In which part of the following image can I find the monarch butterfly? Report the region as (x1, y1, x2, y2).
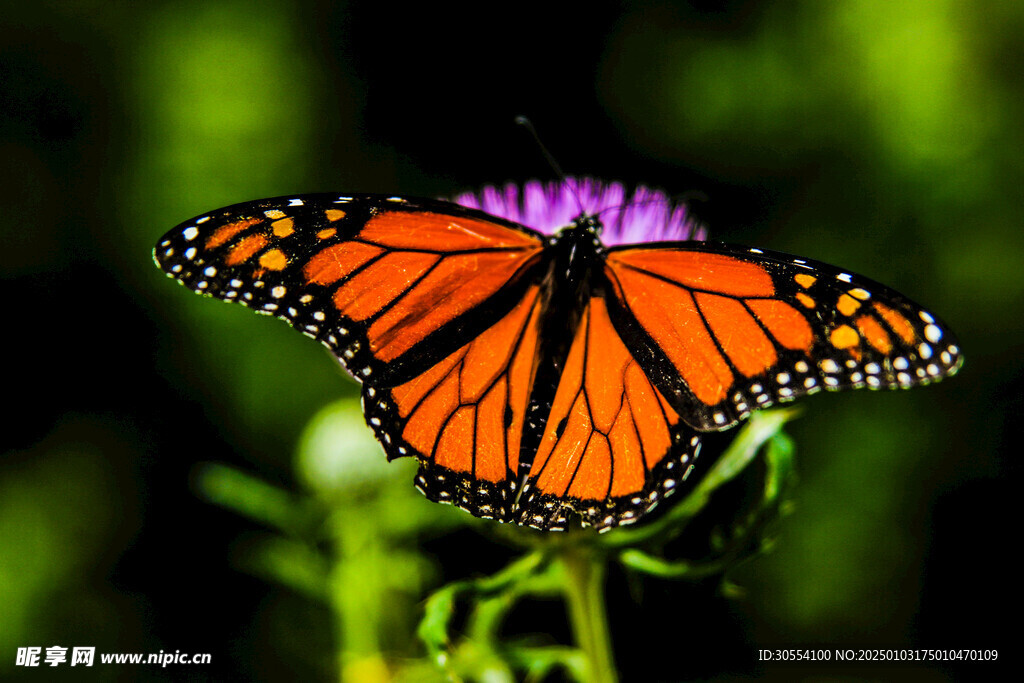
(154, 179, 962, 532)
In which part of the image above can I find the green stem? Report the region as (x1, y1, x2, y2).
(559, 543, 618, 683)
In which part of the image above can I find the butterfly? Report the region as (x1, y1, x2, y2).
(154, 180, 962, 532)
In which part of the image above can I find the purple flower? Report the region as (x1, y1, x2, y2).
(451, 178, 707, 246)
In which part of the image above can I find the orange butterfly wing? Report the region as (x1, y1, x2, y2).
(516, 296, 701, 530)
(603, 243, 963, 431)
(363, 285, 545, 520)
(155, 194, 545, 385)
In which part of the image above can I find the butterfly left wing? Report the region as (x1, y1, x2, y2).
(361, 284, 545, 522)
(154, 194, 545, 385)
(603, 241, 964, 431)
(155, 193, 555, 524)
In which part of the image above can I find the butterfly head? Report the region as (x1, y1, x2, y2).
(542, 213, 607, 287)
(551, 212, 603, 244)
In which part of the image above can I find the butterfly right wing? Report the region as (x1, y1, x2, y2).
(516, 295, 702, 531)
(602, 242, 963, 431)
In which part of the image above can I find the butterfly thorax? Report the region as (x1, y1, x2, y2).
(540, 213, 608, 320)
(545, 214, 605, 286)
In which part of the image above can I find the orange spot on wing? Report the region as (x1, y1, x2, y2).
(272, 217, 295, 238)
(325, 209, 345, 222)
(837, 293, 861, 316)
(829, 324, 860, 349)
(303, 242, 383, 285)
(796, 292, 815, 309)
(695, 292, 777, 378)
(874, 302, 916, 344)
(206, 217, 262, 249)
(258, 248, 288, 271)
(224, 233, 269, 266)
(856, 315, 893, 354)
(316, 227, 337, 240)
(747, 299, 813, 352)
(607, 250, 775, 297)
(361, 211, 542, 250)
(795, 273, 816, 288)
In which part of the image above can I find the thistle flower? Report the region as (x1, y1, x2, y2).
(451, 177, 707, 244)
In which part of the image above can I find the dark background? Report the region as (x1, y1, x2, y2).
(3, 0, 1020, 680)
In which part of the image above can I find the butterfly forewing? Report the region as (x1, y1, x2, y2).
(154, 194, 546, 385)
(604, 242, 963, 431)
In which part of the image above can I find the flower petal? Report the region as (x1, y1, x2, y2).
(451, 178, 706, 246)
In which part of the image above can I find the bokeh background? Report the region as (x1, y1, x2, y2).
(3, 0, 1020, 680)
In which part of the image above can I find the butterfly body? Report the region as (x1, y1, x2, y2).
(155, 187, 961, 532)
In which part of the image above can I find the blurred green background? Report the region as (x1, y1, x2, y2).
(2, 0, 1018, 680)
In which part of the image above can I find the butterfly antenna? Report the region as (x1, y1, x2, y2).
(515, 116, 586, 216)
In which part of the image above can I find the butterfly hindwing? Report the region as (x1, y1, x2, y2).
(604, 241, 963, 431)
(516, 296, 702, 531)
(361, 285, 545, 522)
